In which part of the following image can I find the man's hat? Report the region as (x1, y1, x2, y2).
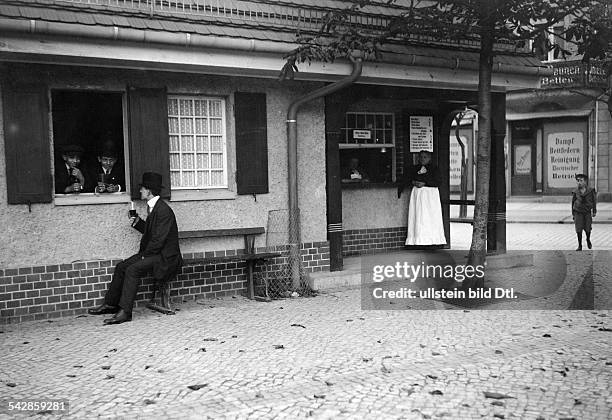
(575, 173, 588, 180)
(139, 172, 164, 191)
(61, 144, 84, 156)
(98, 142, 119, 158)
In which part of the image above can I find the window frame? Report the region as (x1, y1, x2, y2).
(167, 94, 229, 192)
(531, 21, 578, 63)
(50, 87, 132, 206)
(339, 111, 397, 183)
(340, 111, 396, 148)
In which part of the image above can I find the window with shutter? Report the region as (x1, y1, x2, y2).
(3, 83, 52, 204)
(234, 92, 269, 195)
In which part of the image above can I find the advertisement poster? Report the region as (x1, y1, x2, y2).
(514, 145, 532, 175)
(409, 116, 433, 152)
(547, 132, 583, 188)
(449, 134, 472, 191)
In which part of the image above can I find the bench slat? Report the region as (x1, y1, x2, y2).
(242, 252, 282, 260)
(183, 255, 243, 265)
(179, 227, 265, 239)
(183, 252, 281, 266)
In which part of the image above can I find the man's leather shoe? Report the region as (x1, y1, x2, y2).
(103, 309, 132, 325)
(88, 304, 119, 315)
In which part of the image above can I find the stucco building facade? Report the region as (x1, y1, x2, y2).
(0, 0, 545, 323)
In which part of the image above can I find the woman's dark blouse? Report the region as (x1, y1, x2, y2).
(407, 164, 441, 187)
(397, 163, 441, 197)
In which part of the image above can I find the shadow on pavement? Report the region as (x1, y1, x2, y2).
(359, 250, 605, 310)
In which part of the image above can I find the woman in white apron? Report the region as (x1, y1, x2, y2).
(399, 150, 447, 246)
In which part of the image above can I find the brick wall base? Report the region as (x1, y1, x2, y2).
(0, 242, 329, 324)
(342, 227, 406, 256)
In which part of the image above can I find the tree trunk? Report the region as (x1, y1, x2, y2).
(466, 8, 495, 287)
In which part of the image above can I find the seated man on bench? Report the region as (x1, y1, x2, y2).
(88, 172, 183, 324)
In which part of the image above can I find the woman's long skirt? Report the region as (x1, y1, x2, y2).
(405, 186, 447, 245)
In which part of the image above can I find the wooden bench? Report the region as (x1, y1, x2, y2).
(147, 227, 281, 314)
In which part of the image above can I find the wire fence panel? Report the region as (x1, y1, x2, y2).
(252, 208, 310, 300)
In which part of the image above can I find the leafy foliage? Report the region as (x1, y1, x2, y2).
(572, 1, 612, 61)
(280, 0, 611, 80)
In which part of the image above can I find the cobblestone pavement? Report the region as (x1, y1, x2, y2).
(450, 202, 612, 224)
(1, 223, 611, 419)
(1, 288, 612, 419)
(451, 223, 612, 310)
(451, 222, 612, 250)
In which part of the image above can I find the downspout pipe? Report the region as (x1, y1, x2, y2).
(594, 97, 599, 189)
(286, 51, 363, 288)
(594, 91, 607, 192)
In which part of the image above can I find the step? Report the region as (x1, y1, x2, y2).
(308, 251, 533, 291)
(307, 269, 362, 291)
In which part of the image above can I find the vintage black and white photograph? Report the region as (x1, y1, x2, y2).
(1, 0, 612, 418)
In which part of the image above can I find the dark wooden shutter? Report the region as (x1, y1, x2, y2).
(128, 87, 170, 200)
(235, 92, 269, 195)
(3, 83, 52, 204)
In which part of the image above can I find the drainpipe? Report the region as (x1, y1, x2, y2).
(594, 91, 608, 192)
(595, 97, 599, 189)
(286, 51, 363, 288)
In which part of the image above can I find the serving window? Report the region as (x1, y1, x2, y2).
(51, 90, 127, 200)
(340, 112, 396, 183)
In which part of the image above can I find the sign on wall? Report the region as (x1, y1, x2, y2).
(449, 127, 474, 193)
(409, 116, 433, 152)
(540, 60, 608, 89)
(353, 129, 372, 140)
(547, 132, 583, 188)
(449, 136, 468, 186)
(514, 145, 532, 175)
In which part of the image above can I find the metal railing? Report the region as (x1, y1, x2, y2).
(56, 0, 336, 31)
